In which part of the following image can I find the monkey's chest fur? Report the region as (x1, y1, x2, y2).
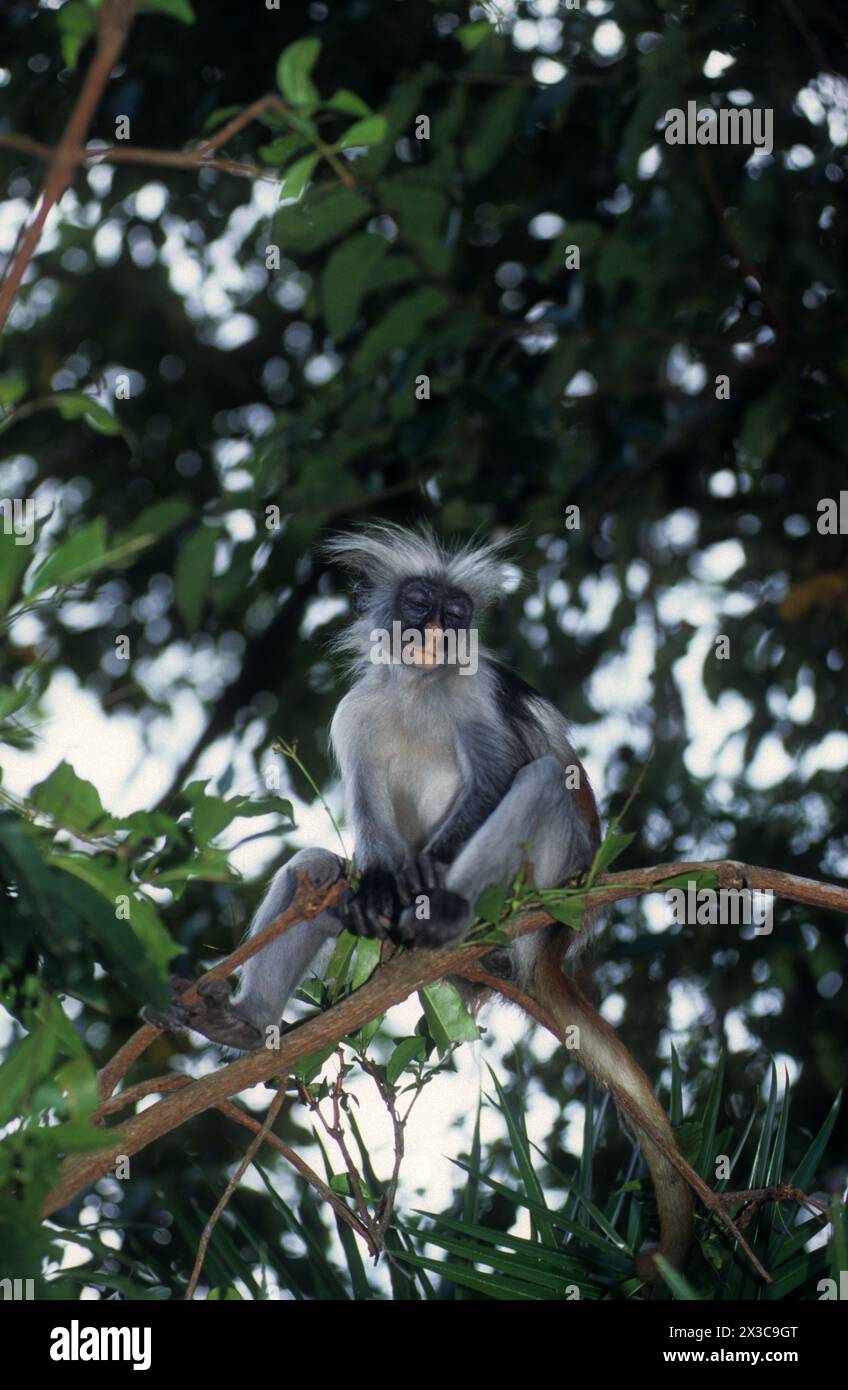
(368, 682, 464, 849)
(386, 724, 462, 848)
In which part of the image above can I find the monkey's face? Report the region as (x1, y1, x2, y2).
(395, 577, 473, 667)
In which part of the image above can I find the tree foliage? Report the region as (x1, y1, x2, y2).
(0, 0, 845, 1300)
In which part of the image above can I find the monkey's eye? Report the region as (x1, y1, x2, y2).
(401, 585, 431, 618)
(445, 603, 471, 626)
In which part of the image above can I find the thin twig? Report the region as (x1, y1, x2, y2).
(718, 1183, 831, 1230)
(185, 1078, 287, 1299)
(97, 1071, 376, 1250)
(0, 0, 139, 333)
(302, 1052, 374, 1231)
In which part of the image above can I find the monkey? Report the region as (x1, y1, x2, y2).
(149, 522, 694, 1279)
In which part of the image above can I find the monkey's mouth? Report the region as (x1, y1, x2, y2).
(408, 626, 446, 666)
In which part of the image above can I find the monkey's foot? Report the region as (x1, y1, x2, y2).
(143, 977, 263, 1050)
(396, 887, 471, 947)
(396, 851, 446, 905)
(340, 867, 399, 939)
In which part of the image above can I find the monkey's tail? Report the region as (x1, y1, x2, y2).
(528, 929, 694, 1281)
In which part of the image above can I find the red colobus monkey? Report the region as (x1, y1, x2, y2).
(153, 523, 694, 1277)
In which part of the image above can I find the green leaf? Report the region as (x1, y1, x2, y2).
(28, 519, 107, 596)
(55, 392, 120, 435)
(27, 504, 189, 598)
(55, 1057, 99, 1121)
(280, 152, 320, 203)
(474, 885, 507, 922)
(653, 1255, 699, 1299)
(326, 89, 370, 117)
(56, 1, 96, 71)
(325, 930, 357, 990)
(260, 133, 312, 167)
(38, 995, 87, 1061)
(387, 1036, 428, 1086)
(456, 21, 492, 51)
(293, 1042, 337, 1083)
(589, 830, 635, 878)
(354, 286, 450, 370)
(274, 184, 368, 250)
(276, 37, 321, 107)
(544, 895, 586, 929)
(174, 525, 217, 630)
(390, 1248, 540, 1301)
(113, 499, 193, 549)
(182, 781, 293, 848)
(48, 854, 179, 976)
(654, 870, 719, 893)
(30, 761, 108, 833)
(321, 231, 389, 338)
(0, 529, 33, 618)
(377, 179, 448, 267)
(463, 87, 524, 182)
(0, 1029, 59, 1127)
(350, 937, 382, 990)
(369, 254, 419, 292)
(0, 682, 33, 723)
(202, 104, 243, 134)
(0, 373, 26, 405)
(113, 809, 183, 847)
(791, 1092, 841, 1192)
(350, 67, 436, 178)
(348, 1016, 381, 1052)
(43, 1121, 121, 1154)
(419, 981, 479, 1049)
(487, 1066, 556, 1247)
(337, 115, 388, 150)
(736, 383, 796, 465)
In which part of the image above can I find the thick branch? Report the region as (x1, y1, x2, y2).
(48, 857, 847, 1218)
(47, 934, 493, 1216)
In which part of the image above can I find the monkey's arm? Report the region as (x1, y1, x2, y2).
(332, 691, 409, 935)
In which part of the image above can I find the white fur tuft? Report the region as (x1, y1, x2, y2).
(323, 521, 515, 610)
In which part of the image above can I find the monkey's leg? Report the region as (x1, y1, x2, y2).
(230, 847, 347, 1038)
(146, 848, 346, 1049)
(400, 756, 593, 946)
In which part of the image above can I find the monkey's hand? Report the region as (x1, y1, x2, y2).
(142, 977, 263, 1051)
(396, 853, 471, 947)
(341, 866, 399, 939)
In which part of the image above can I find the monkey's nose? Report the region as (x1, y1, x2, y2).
(421, 623, 444, 664)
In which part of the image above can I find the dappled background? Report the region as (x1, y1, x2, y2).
(0, 0, 846, 1297)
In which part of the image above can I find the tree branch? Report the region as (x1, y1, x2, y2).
(48, 857, 847, 1223)
(185, 1079, 288, 1299)
(0, 0, 139, 333)
(97, 1071, 378, 1253)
